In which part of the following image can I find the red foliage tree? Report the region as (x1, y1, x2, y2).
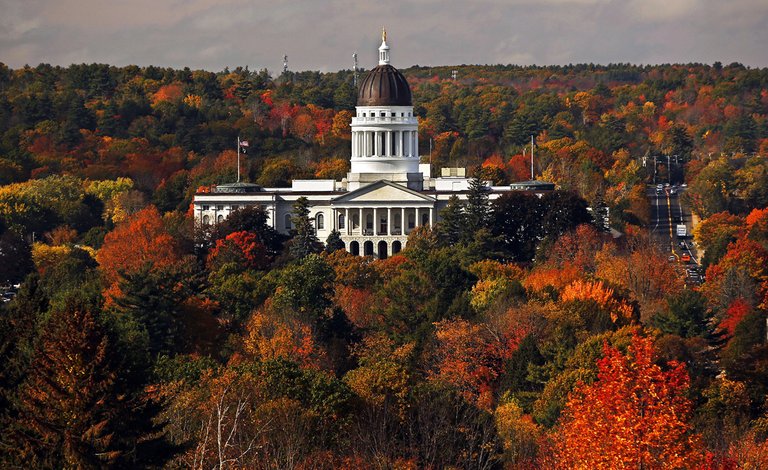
(552, 332, 705, 469)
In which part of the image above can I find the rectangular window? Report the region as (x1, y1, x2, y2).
(216, 205, 224, 211)
(202, 205, 209, 211)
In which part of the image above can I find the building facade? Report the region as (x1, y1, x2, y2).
(193, 32, 546, 258)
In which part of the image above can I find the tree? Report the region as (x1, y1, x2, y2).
(12, 304, 128, 468)
(466, 176, 491, 230)
(325, 229, 344, 253)
(552, 332, 705, 469)
(288, 196, 322, 260)
(0, 229, 33, 284)
(436, 195, 466, 246)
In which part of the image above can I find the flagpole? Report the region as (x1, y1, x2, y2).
(237, 136, 241, 183)
(530, 134, 534, 180)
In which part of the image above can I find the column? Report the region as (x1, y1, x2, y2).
(345, 208, 350, 235)
(385, 131, 391, 156)
(358, 207, 362, 235)
(375, 131, 381, 156)
(387, 208, 392, 235)
(401, 207, 405, 235)
(415, 208, 420, 227)
(429, 207, 434, 226)
(373, 208, 378, 235)
(398, 131, 403, 157)
(412, 132, 418, 158)
(404, 131, 410, 157)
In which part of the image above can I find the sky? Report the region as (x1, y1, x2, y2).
(1, 0, 767, 74)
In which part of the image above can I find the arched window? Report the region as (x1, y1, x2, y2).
(217, 214, 224, 223)
(352, 213, 359, 229)
(408, 212, 415, 229)
(285, 214, 292, 230)
(316, 213, 325, 230)
(338, 214, 345, 229)
(202, 215, 210, 225)
(421, 213, 429, 226)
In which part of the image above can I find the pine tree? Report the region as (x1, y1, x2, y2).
(325, 229, 345, 253)
(437, 195, 466, 246)
(13, 304, 125, 468)
(465, 176, 491, 231)
(289, 196, 322, 260)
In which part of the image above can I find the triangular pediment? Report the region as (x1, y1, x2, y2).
(333, 180, 434, 204)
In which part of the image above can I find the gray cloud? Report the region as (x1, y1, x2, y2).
(0, 0, 766, 73)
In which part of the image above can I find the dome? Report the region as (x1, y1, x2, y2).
(357, 64, 412, 107)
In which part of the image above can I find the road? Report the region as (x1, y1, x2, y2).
(648, 185, 704, 284)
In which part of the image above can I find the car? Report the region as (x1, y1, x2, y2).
(670, 188, 677, 195)
(681, 253, 691, 262)
(656, 184, 663, 190)
(664, 183, 670, 187)
(668, 255, 676, 262)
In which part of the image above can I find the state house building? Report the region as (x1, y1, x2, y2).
(193, 31, 552, 258)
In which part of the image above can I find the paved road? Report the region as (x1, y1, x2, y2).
(648, 185, 704, 284)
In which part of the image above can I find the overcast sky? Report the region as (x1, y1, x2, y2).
(1, 0, 767, 74)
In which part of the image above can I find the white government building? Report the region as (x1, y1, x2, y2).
(193, 31, 551, 258)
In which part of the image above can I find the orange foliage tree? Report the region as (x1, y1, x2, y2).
(96, 205, 184, 302)
(552, 332, 705, 469)
(431, 318, 525, 409)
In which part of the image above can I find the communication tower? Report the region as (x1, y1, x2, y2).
(353, 52, 359, 86)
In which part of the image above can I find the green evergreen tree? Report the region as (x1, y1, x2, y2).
(289, 196, 322, 260)
(465, 176, 491, 230)
(325, 229, 345, 253)
(437, 195, 466, 246)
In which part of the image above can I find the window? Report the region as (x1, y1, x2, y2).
(362, 112, 366, 117)
(391, 112, 395, 117)
(422, 213, 429, 226)
(366, 214, 373, 230)
(338, 214, 345, 229)
(352, 213, 359, 229)
(216, 205, 223, 211)
(316, 213, 325, 230)
(285, 214, 292, 230)
(202, 215, 210, 225)
(408, 213, 415, 229)
(202, 205, 210, 211)
(231, 205, 239, 210)
(401, 112, 404, 117)
(217, 214, 224, 223)
(380, 112, 385, 117)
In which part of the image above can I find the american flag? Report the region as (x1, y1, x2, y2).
(239, 140, 249, 147)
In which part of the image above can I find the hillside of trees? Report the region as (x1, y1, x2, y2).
(1, 60, 768, 468)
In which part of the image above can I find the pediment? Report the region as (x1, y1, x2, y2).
(333, 180, 434, 204)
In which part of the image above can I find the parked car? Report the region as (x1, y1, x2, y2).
(681, 253, 691, 262)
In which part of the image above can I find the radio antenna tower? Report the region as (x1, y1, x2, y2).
(283, 54, 288, 74)
(353, 52, 359, 86)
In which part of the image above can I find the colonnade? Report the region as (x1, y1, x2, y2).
(352, 130, 418, 158)
(332, 206, 433, 236)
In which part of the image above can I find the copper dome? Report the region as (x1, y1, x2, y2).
(357, 64, 412, 107)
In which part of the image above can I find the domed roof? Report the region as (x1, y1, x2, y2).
(357, 64, 412, 107)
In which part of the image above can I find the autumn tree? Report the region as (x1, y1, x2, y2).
(11, 303, 155, 468)
(552, 332, 705, 469)
(96, 205, 186, 302)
